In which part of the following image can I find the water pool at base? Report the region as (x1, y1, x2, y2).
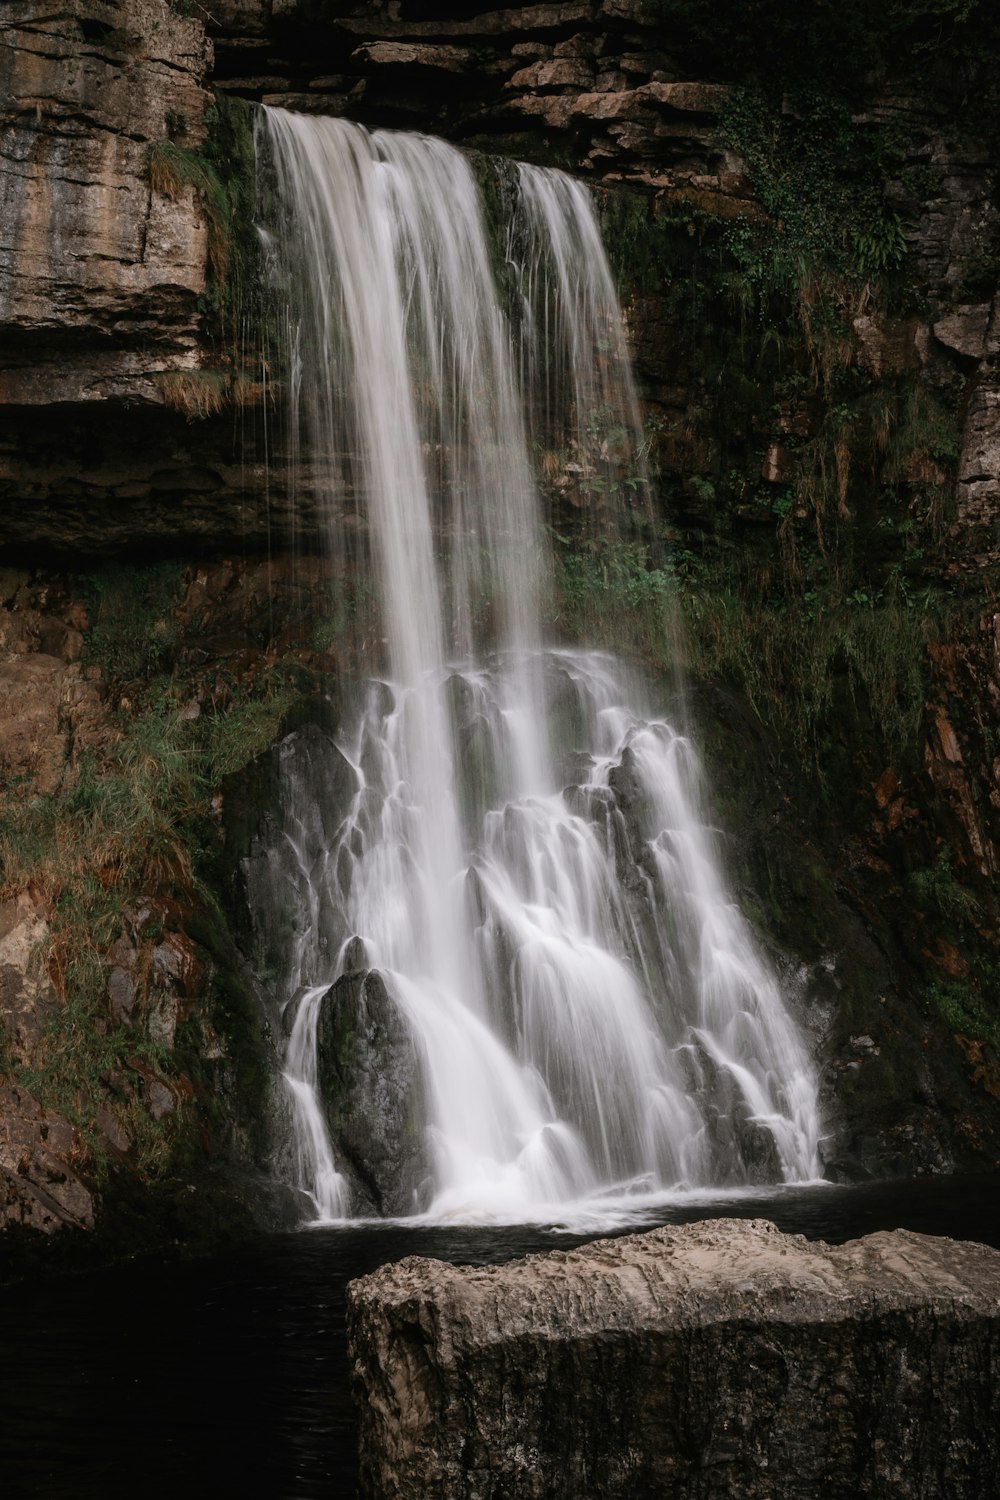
(2, 1174, 998, 1500)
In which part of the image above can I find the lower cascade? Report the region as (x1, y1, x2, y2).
(253, 107, 822, 1222)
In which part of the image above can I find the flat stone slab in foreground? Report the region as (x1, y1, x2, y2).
(347, 1217, 1000, 1499)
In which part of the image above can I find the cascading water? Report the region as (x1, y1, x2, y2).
(254, 108, 822, 1223)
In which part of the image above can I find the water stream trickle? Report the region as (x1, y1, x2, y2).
(255, 109, 822, 1222)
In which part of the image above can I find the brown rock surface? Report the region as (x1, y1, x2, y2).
(957, 383, 1000, 530)
(349, 1218, 1000, 1500)
(0, 650, 104, 793)
(0, 894, 56, 1064)
(0, 0, 212, 406)
(0, 1084, 94, 1232)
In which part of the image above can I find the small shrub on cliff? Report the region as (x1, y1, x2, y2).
(926, 978, 1000, 1051)
(719, 87, 906, 297)
(549, 538, 681, 664)
(150, 141, 233, 278)
(908, 855, 984, 928)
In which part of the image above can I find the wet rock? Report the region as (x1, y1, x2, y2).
(0, 652, 104, 793)
(506, 58, 594, 90)
(0, 893, 56, 1063)
(223, 722, 360, 994)
(147, 990, 179, 1049)
(152, 932, 199, 992)
(316, 969, 426, 1217)
(341, 935, 369, 974)
(352, 43, 474, 75)
(349, 1218, 1000, 1500)
(760, 441, 794, 484)
(607, 744, 655, 851)
(933, 301, 997, 359)
(95, 1104, 132, 1155)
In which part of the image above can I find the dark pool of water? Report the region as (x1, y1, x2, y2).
(2, 1174, 999, 1500)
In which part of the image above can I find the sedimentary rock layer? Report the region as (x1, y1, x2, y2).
(348, 1217, 1000, 1500)
(0, 0, 210, 404)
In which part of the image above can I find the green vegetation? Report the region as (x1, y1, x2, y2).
(908, 854, 985, 929)
(585, 61, 976, 785)
(548, 537, 680, 665)
(718, 87, 907, 293)
(149, 94, 260, 357)
(926, 978, 1000, 1051)
(81, 563, 183, 682)
(0, 570, 301, 1182)
(680, 588, 931, 767)
(548, 536, 937, 772)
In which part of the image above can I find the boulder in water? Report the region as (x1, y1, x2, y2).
(316, 970, 426, 1216)
(348, 1217, 1000, 1499)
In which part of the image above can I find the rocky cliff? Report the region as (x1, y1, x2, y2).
(0, 0, 210, 405)
(348, 1216, 1000, 1500)
(1, 1, 999, 1253)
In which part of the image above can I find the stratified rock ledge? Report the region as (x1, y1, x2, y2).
(347, 1217, 1000, 1500)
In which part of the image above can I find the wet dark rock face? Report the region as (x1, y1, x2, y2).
(224, 721, 359, 990)
(316, 969, 427, 1217)
(348, 1217, 1000, 1500)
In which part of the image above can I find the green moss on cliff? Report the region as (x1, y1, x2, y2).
(149, 94, 261, 365)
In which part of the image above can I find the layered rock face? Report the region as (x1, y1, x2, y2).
(213, 0, 736, 193)
(348, 1217, 1000, 1500)
(0, 0, 211, 405)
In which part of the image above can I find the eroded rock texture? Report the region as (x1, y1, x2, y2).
(348, 1218, 1000, 1500)
(0, 0, 211, 405)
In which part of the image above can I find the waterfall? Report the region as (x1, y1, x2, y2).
(254, 108, 822, 1222)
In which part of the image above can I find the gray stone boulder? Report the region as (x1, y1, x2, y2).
(317, 968, 427, 1217)
(348, 1217, 1000, 1499)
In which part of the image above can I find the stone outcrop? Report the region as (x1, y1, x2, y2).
(0, 0, 211, 406)
(0, 893, 98, 1232)
(348, 1217, 1000, 1500)
(0, 892, 57, 1067)
(227, 720, 360, 986)
(316, 968, 427, 1217)
(216, 1, 740, 193)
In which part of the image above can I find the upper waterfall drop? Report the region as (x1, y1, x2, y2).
(254, 107, 822, 1222)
